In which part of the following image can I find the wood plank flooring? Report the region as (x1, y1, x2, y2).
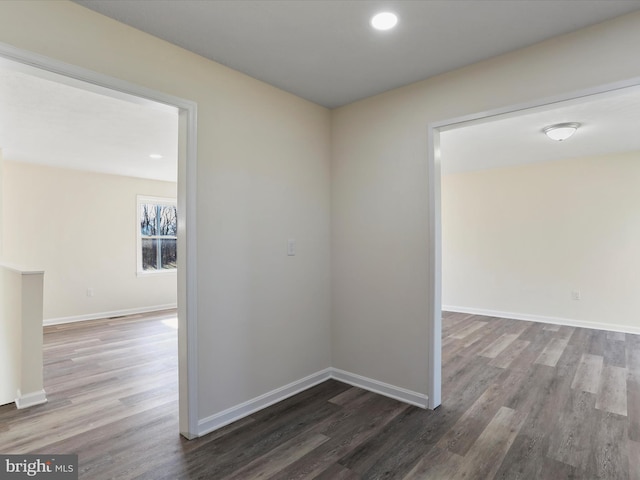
(1, 310, 639, 479)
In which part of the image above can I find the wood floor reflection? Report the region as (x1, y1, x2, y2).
(0, 310, 638, 479)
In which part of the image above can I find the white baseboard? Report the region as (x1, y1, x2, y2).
(197, 367, 429, 437)
(443, 305, 640, 336)
(43, 304, 177, 326)
(15, 389, 47, 409)
(331, 368, 429, 409)
(197, 368, 332, 437)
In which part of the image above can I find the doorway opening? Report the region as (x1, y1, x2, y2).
(427, 75, 640, 409)
(0, 43, 198, 438)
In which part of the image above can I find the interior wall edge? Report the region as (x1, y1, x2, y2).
(443, 305, 640, 336)
(14, 388, 47, 409)
(197, 368, 333, 437)
(43, 304, 177, 326)
(331, 368, 429, 409)
(197, 366, 429, 437)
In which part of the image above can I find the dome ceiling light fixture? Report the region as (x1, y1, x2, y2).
(543, 122, 581, 141)
(370, 12, 398, 31)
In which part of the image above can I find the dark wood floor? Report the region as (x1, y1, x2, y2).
(1, 311, 639, 479)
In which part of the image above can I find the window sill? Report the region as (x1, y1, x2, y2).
(137, 269, 177, 277)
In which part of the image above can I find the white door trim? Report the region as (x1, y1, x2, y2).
(0, 42, 199, 438)
(426, 75, 640, 410)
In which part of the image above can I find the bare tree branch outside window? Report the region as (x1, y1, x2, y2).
(140, 202, 177, 271)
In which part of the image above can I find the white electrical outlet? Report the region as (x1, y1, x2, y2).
(87, 288, 95, 297)
(571, 290, 581, 301)
(287, 238, 296, 256)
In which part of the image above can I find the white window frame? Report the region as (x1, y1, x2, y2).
(137, 195, 177, 276)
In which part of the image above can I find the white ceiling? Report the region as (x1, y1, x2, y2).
(74, 0, 640, 108)
(2, 1, 640, 179)
(0, 62, 178, 182)
(441, 85, 640, 174)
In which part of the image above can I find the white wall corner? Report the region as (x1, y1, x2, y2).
(330, 368, 429, 409)
(15, 389, 47, 409)
(196, 367, 429, 438)
(197, 369, 332, 437)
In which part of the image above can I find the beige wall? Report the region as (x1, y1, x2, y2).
(0, 266, 21, 405)
(442, 152, 640, 332)
(2, 0, 640, 422)
(2, 160, 177, 322)
(0, 148, 3, 256)
(331, 12, 640, 395)
(0, 153, 17, 406)
(0, 265, 45, 408)
(0, 1, 331, 420)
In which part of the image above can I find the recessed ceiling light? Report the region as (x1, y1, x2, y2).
(371, 12, 398, 31)
(149, 154, 163, 159)
(543, 122, 581, 141)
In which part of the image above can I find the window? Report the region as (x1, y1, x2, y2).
(137, 196, 177, 274)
